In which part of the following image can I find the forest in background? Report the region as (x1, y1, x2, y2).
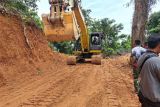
(0, 0, 160, 56)
(52, 9, 131, 56)
(0, 0, 43, 29)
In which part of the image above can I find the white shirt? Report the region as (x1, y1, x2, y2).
(132, 46, 146, 59)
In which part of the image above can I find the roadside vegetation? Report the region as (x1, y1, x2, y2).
(82, 9, 131, 56)
(131, 0, 159, 47)
(50, 9, 131, 56)
(0, 0, 43, 29)
(148, 11, 160, 33)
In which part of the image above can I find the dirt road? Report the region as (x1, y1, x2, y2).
(0, 56, 140, 107)
(0, 14, 140, 107)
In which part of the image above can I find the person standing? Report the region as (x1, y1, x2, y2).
(132, 40, 146, 60)
(138, 34, 160, 107)
(130, 40, 146, 92)
(143, 42, 148, 49)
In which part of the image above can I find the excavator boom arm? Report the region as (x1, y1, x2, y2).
(73, 0, 89, 52)
(42, 0, 90, 52)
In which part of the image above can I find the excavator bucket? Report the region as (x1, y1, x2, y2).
(42, 12, 80, 42)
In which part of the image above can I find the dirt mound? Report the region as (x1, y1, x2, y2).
(0, 13, 66, 87)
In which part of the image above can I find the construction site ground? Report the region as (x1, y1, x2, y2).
(0, 13, 140, 107)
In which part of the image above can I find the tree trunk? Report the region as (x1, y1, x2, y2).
(131, 0, 149, 47)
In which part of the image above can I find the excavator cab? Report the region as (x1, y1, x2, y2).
(90, 32, 103, 51)
(74, 32, 104, 54)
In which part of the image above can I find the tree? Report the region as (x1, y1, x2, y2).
(0, 0, 42, 29)
(121, 35, 131, 51)
(49, 41, 75, 54)
(90, 18, 124, 54)
(82, 9, 130, 55)
(131, 0, 159, 47)
(0, 0, 39, 11)
(148, 11, 160, 33)
(82, 9, 93, 27)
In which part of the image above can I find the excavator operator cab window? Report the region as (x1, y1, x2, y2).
(90, 33, 103, 50)
(91, 34, 101, 46)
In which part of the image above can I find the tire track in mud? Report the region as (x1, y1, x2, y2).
(19, 65, 93, 107)
(103, 58, 140, 107)
(78, 58, 140, 107)
(56, 65, 105, 107)
(0, 57, 140, 107)
(85, 62, 122, 107)
(0, 66, 79, 107)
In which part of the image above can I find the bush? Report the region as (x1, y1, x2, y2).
(0, 0, 43, 29)
(49, 41, 75, 55)
(103, 47, 115, 56)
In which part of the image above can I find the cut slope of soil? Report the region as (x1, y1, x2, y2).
(0, 13, 66, 87)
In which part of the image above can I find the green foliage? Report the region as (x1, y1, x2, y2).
(0, 0, 38, 10)
(90, 18, 124, 49)
(148, 11, 160, 33)
(82, 9, 131, 56)
(120, 35, 131, 50)
(50, 41, 75, 55)
(82, 9, 93, 27)
(102, 47, 115, 56)
(23, 10, 43, 29)
(0, 0, 43, 29)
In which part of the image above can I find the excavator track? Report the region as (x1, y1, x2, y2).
(91, 55, 102, 65)
(67, 56, 77, 65)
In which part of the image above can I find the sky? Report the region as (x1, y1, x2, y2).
(37, 0, 160, 34)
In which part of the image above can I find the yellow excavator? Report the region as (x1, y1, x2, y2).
(42, 0, 104, 65)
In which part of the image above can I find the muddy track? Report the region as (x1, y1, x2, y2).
(0, 57, 140, 107)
